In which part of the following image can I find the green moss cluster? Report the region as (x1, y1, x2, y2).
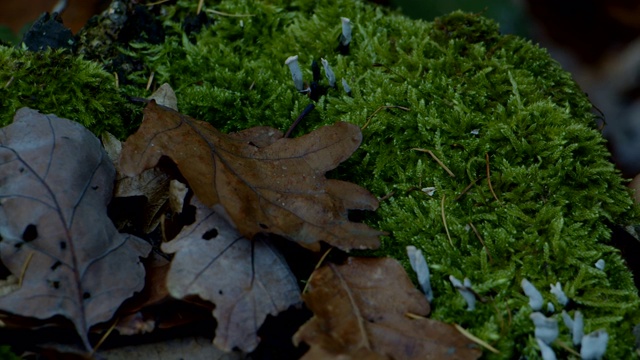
(1, 0, 639, 357)
(0, 46, 135, 137)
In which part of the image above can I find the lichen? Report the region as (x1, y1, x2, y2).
(1, 0, 639, 357)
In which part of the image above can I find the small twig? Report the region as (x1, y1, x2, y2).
(284, 103, 315, 138)
(361, 105, 410, 130)
(113, 72, 119, 89)
(145, 0, 171, 6)
(4, 76, 14, 89)
(555, 339, 581, 357)
(372, 63, 409, 83)
(485, 153, 499, 202)
(404, 312, 426, 320)
(205, 9, 255, 17)
(441, 194, 453, 247)
(18, 252, 34, 287)
(412, 148, 455, 177)
(145, 71, 155, 91)
(455, 177, 480, 201)
(378, 190, 395, 202)
(505, 300, 512, 327)
(453, 324, 500, 354)
(302, 248, 332, 294)
(91, 317, 119, 356)
(468, 222, 493, 263)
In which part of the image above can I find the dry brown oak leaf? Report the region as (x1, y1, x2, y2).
(293, 257, 482, 360)
(161, 195, 301, 352)
(119, 101, 384, 251)
(0, 108, 152, 351)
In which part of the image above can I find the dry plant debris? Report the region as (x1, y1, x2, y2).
(293, 257, 482, 359)
(0, 108, 151, 351)
(119, 101, 384, 251)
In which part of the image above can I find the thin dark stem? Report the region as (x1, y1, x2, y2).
(284, 104, 315, 138)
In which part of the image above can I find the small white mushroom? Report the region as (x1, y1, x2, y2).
(421, 187, 436, 196)
(530, 312, 558, 344)
(547, 302, 555, 313)
(449, 275, 475, 311)
(320, 58, 336, 87)
(581, 329, 608, 360)
(573, 311, 584, 346)
(521, 278, 544, 311)
(406, 246, 433, 302)
(550, 282, 568, 306)
(284, 55, 304, 91)
(341, 78, 351, 94)
(340, 17, 352, 46)
(536, 338, 557, 360)
(561, 310, 573, 330)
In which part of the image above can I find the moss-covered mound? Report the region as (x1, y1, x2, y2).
(0, 47, 135, 137)
(1, 0, 639, 358)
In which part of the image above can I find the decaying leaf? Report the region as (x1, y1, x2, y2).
(113, 166, 172, 233)
(148, 82, 178, 111)
(169, 179, 188, 213)
(0, 108, 152, 351)
(119, 101, 383, 251)
(161, 196, 301, 352)
(293, 257, 482, 360)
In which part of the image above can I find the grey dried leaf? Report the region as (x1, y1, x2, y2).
(161, 197, 301, 352)
(0, 108, 151, 351)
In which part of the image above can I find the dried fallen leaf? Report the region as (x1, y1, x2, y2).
(293, 257, 482, 360)
(161, 196, 301, 352)
(0, 108, 152, 351)
(113, 166, 172, 233)
(148, 82, 178, 111)
(119, 101, 383, 251)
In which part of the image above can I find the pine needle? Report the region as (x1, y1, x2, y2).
(18, 252, 34, 288)
(91, 318, 119, 356)
(412, 148, 455, 177)
(468, 222, 493, 262)
(441, 194, 453, 247)
(361, 105, 410, 130)
(454, 323, 500, 354)
(302, 248, 332, 294)
(485, 152, 500, 202)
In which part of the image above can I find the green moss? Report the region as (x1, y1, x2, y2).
(0, 46, 136, 137)
(1, 0, 639, 358)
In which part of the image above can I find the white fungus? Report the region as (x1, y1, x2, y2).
(340, 17, 352, 46)
(320, 58, 336, 87)
(449, 275, 476, 311)
(521, 278, 544, 311)
(530, 312, 559, 344)
(547, 302, 555, 314)
(284, 55, 304, 91)
(573, 311, 584, 347)
(341, 78, 351, 94)
(406, 246, 433, 302)
(421, 187, 436, 196)
(536, 338, 557, 360)
(581, 329, 608, 360)
(595, 259, 605, 271)
(550, 282, 569, 306)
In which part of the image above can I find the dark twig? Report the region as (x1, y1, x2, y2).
(485, 153, 500, 202)
(284, 103, 315, 138)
